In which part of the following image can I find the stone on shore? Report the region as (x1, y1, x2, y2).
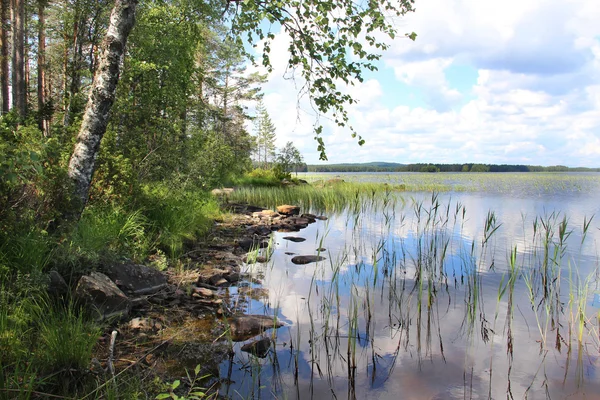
(276, 205, 300, 216)
(75, 272, 131, 320)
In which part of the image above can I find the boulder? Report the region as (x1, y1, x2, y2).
(282, 236, 306, 242)
(47, 270, 69, 297)
(228, 315, 283, 341)
(241, 337, 272, 358)
(291, 255, 326, 265)
(75, 272, 131, 320)
(102, 263, 167, 296)
(276, 205, 300, 216)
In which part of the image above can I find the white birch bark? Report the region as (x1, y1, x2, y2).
(67, 0, 137, 213)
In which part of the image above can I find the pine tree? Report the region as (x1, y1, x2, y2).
(254, 99, 276, 169)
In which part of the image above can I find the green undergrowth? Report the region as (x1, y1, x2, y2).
(229, 168, 305, 187)
(0, 182, 221, 398)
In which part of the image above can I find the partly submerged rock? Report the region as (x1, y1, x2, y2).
(276, 205, 300, 216)
(291, 255, 326, 265)
(75, 272, 131, 320)
(282, 236, 306, 242)
(228, 315, 283, 341)
(237, 237, 270, 252)
(102, 263, 167, 296)
(241, 337, 272, 358)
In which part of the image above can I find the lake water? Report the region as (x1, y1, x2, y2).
(219, 173, 600, 399)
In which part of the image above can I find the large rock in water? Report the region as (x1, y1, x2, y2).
(276, 205, 300, 216)
(291, 255, 326, 265)
(75, 272, 130, 320)
(102, 263, 167, 296)
(228, 315, 284, 341)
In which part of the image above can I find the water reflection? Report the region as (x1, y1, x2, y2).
(219, 190, 600, 399)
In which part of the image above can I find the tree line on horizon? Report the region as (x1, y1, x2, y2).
(307, 163, 600, 173)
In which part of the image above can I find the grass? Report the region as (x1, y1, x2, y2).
(228, 181, 404, 214)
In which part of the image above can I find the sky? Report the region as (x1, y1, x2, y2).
(246, 0, 600, 167)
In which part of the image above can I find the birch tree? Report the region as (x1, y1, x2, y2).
(67, 0, 137, 214)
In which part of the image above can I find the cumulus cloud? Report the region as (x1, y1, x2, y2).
(245, 0, 600, 166)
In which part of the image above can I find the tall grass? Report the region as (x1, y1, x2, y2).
(228, 182, 404, 214)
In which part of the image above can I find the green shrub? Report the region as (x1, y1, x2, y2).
(141, 184, 219, 258)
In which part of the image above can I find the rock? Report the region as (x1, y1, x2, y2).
(75, 272, 131, 320)
(315, 215, 328, 220)
(47, 270, 69, 297)
(246, 225, 272, 236)
(211, 188, 234, 196)
(226, 272, 241, 283)
(193, 287, 215, 298)
(286, 217, 311, 229)
(298, 179, 308, 184)
(128, 317, 154, 332)
(276, 205, 300, 216)
(241, 337, 272, 358)
(252, 210, 278, 219)
(238, 287, 269, 299)
(282, 236, 306, 242)
(212, 252, 242, 267)
(229, 315, 284, 341)
(243, 254, 270, 264)
(213, 278, 229, 287)
(238, 237, 270, 252)
(102, 263, 167, 296)
(291, 255, 326, 265)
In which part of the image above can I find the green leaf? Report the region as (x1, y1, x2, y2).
(155, 394, 171, 399)
(171, 380, 181, 390)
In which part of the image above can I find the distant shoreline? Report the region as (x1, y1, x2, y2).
(305, 163, 600, 173)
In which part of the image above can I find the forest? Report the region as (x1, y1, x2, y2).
(0, 0, 416, 397)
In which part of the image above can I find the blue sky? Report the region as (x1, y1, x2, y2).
(247, 0, 600, 167)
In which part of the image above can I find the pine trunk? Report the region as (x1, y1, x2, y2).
(11, 0, 25, 117)
(67, 0, 137, 216)
(37, 0, 47, 134)
(0, 0, 9, 114)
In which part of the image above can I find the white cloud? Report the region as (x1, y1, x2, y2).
(246, 0, 600, 166)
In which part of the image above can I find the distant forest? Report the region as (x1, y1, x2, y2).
(305, 163, 600, 173)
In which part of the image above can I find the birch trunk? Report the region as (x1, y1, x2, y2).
(67, 0, 137, 215)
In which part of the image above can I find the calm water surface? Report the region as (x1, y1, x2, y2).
(218, 173, 600, 399)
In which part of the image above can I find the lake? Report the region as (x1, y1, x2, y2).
(220, 173, 600, 399)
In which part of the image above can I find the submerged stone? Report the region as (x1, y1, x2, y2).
(240, 337, 272, 358)
(291, 255, 326, 265)
(282, 236, 306, 242)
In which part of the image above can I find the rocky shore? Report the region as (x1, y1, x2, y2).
(51, 201, 328, 392)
